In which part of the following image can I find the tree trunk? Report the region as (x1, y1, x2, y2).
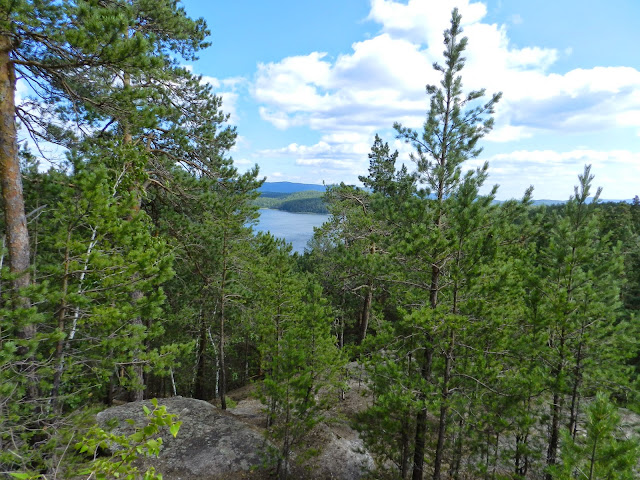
(119, 69, 146, 402)
(0, 35, 29, 299)
(51, 229, 71, 410)
(450, 414, 465, 480)
(545, 331, 566, 480)
(515, 397, 532, 477)
(412, 259, 440, 480)
(545, 391, 563, 479)
(433, 330, 454, 480)
(412, 406, 428, 480)
(54, 227, 98, 405)
(412, 344, 433, 480)
(514, 434, 523, 477)
(357, 279, 373, 345)
(219, 231, 228, 410)
(568, 324, 586, 439)
(1, 32, 37, 400)
(219, 309, 226, 409)
(194, 315, 208, 399)
(400, 417, 412, 479)
(130, 289, 145, 401)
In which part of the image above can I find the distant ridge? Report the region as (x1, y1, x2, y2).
(529, 198, 634, 206)
(259, 183, 633, 205)
(259, 182, 325, 194)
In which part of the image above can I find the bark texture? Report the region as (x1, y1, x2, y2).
(0, 34, 30, 300)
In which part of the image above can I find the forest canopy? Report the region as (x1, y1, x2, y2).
(0, 3, 638, 480)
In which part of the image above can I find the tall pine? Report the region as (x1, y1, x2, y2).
(393, 9, 500, 479)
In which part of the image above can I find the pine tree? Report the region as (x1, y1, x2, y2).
(148, 155, 262, 405)
(0, 150, 175, 473)
(0, 0, 220, 472)
(525, 166, 627, 478)
(549, 393, 639, 480)
(391, 9, 500, 479)
(314, 182, 377, 346)
(251, 235, 343, 480)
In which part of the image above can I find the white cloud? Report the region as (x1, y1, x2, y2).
(251, 0, 640, 141)
(252, 34, 435, 133)
(259, 132, 373, 177)
(200, 74, 246, 123)
(248, 0, 640, 196)
(368, 0, 487, 46)
(510, 14, 523, 25)
(473, 149, 640, 200)
(486, 125, 534, 143)
(234, 158, 253, 166)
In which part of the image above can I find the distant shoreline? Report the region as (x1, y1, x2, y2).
(258, 207, 329, 216)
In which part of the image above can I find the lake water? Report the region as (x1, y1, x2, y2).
(254, 209, 329, 254)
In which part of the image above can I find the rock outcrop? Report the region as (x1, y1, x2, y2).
(95, 364, 375, 479)
(96, 396, 269, 480)
(225, 364, 374, 480)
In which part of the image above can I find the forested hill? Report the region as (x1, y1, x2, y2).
(254, 189, 328, 214)
(257, 183, 634, 209)
(258, 181, 326, 194)
(3, 5, 640, 480)
(528, 197, 636, 206)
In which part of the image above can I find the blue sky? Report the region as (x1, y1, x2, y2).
(181, 0, 640, 200)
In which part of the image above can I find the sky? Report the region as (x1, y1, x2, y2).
(180, 0, 640, 200)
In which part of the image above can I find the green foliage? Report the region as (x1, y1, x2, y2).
(549, 393, 639, 480)
(394, 7, 500, 202)
(2, 2, 640, 479)
(1, 0, 225, 475)
(3, 400, 180, 480)
(254, 190, 328, 214)
(149, 158, 263, 402)
(354, 9, 506, 479)
(523, 167, 631, 475)
(251, 235, 344, 479)
(75, 398, 181, 480)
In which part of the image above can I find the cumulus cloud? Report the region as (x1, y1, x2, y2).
(251, 0, 586, 141)
(368, 0, 488, 46)
(259, 132, 373, 177)
(472, 149, 640, 200)
(233, 158, 253, 166)
(253, 35, 434, 132)
(248, 0, 640, 195)
(200, 74, 246, 123)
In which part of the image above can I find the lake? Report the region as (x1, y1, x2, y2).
(254, 209, 329, 254)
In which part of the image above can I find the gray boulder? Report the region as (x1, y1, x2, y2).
(96, 396, 270, 480)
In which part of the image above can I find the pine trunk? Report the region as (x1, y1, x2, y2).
(400, 415, 413, 479)
(51, 230, 71, 410)
(546, 327, 567, 479)
(412, 258, 441, 480)
(0, 32, 37, 401)
(568, 324, 586, 438)
(194, 316, 208, 399)
(412, 344, 433, 480)
(433, 330, 454, 480)
(546, 388, 564, 479)
(0, 36, 30, 309)
(219, 231, 228, 410)
(357, 279, 373, 345)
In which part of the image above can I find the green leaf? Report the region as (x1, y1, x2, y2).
(170, 421, 181, 438)
(142, 405, 151, 415)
